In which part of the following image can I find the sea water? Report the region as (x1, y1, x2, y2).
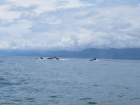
(0, 56, 140, 105)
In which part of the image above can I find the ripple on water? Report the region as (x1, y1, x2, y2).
(0, 102, 14, 105)
(25, 98, 35, 102)
(130, 98, 140, 100)
(88, 102, 98, 104)
(0, 77, 5, 80)
(79, 98, 98, 105)
(0, 60, 3, 63)
(80, 98, 92, 100)
(0, 77, 21, 88)
(49, 95, 63, 98)
(49, 96, 58, 98)
(12, 99, 23, 102)
(0, 81, 13, 88)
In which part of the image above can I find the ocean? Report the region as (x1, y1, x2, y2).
(0, 56, 140, 105)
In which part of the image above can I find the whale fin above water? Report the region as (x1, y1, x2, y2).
(48, 57, 60, 60)
(90, 58, 97, 61)
(35, 57, 44, 59)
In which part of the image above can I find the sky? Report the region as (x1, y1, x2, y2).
(0, 0, 140, 51)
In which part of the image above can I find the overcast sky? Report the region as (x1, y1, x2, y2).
(0, 0, 140, 51)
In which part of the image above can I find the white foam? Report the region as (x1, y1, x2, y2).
(60, 59, 69, 60)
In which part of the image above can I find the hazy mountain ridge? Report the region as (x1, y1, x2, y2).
(0, 48, 140, 60)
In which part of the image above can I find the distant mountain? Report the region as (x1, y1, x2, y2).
(77, 48, 140, 60)
(0, 48, 140, 60)
(44, 48, 140, 60)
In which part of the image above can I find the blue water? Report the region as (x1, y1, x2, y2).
(0, 56, 140, 105)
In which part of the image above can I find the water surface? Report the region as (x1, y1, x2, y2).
(0, 56, 140, 105)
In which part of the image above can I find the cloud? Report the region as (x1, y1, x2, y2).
(30, 23, 65, 32)
(0, 18, 11, 27)
(55, 0, 88, 9)
(0, 0, 140, 50)
(111, 18, 132, 30)
(74, 10, 98, 19)
(10, 4, 38, 11)
(18, 11, 38, 21)
(55, 0, 69, 7)
(80, 0, 139, 7)
(0, 0, 7, 5)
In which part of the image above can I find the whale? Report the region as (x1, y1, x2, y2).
(35, 57, 44, 59)
(48, 57, 60, 60)
(90, 58, 97, 61)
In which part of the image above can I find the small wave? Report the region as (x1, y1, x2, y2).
(80, 98, 92, 100)
(25, 98, 35, 101)
(60, 59, 69, 60)
(49, 96, 58, 98)
(88, 102, 98, 104)
(0, 77, 5, 81)
(0, 60, 3, 63)
(0, 81, 13, 88)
